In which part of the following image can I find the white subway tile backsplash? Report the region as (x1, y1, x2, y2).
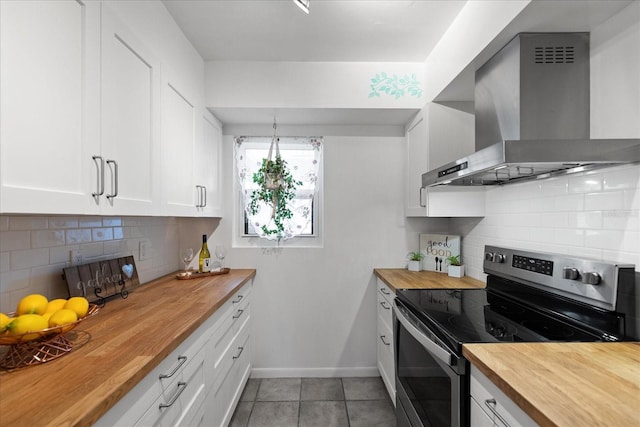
(10, 216, 48, 230)
(66, 229, 92, 244)
(568, 173, 603, 193)
(568, 211, 603, 229)
(10, 248, 50, 270)
(553, 228, 585, 247)
(623, 189, 640, 210)
(603, 210, 640, 231)
(584, 191, 625, 211)
(584, 229, 626, 251)
(603, 165, 640, 190)
(0, 231, 30, 252)
(0, 215, 180, 312)
(539, 212, 569, 228)
(92, 227, 114, 242)
(553, 193, 584, 212)
(31, 230, 66, 248)
(538, 177, 569, 196)
(49, 217, 79, 229)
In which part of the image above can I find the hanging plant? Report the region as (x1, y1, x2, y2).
(247, 122, 302, 238)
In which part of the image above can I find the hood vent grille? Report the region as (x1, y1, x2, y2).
(535, 45, 575, 63)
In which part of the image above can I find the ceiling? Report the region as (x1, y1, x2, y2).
(162, 0, 467, 62)
(162, 0, 635, 126)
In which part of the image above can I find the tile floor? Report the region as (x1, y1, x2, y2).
(229, 377, 397, 427)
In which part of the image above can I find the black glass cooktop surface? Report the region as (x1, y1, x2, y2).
(396, 277, 612, 354)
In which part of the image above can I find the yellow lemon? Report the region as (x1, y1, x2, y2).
(7, 314, 48, 341)
(41, 312, 53, 325)
(48, 309, 78, 327)
(17, 294, 49, 315)
(0, 313, 11, 332)
(64, 297, 89, 318)
(45, 298, 67, 314)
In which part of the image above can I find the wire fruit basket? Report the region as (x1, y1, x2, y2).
(0, 304, 100, 369)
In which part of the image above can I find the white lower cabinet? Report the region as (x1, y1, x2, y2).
(470, 365, 537, 427)
(95, 282, 252, 427)
(376, 279, 396, 405)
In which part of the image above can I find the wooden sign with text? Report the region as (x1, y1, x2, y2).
(62, 256, 140, 305)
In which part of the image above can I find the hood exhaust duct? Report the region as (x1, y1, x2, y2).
(422, 33, 640, 187)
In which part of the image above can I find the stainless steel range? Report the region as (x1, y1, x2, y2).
(393, 245, 636, 427)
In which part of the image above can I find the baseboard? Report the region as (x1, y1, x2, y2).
(250, 366, 380, 378)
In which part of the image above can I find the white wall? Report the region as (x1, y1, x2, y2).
(210, 128, 448, 377)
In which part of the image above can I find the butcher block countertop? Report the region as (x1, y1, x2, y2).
(463, 342, 640, 427)
(0, 268, 256, 427)
(374, 268, 485, 291)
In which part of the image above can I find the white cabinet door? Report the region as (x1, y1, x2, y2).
(0, 0, 100, 214)
(197, 112, 223, 217)
(405, 103, 484, 217)
(376, 280, 396, 404)
(162, 77, 198, 216)
(100, 6, 161, 215)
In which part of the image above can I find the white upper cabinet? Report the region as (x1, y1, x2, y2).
(0, 0, 101, 214)
(405, 102, 485, 217)
(100, 6, 161, 215)
(198, 111, 223, 217)
(161, 74, 198, 216)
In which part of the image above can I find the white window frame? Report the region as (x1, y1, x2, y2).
(232, 136, 324, 249)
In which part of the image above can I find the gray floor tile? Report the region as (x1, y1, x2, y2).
(247, 401, 299, 427)
(301, 378, 345, 401)
(299, 401, 349, 427)
(346, 400, 397, 427)
(240, 378, 261, 402)
(342, 377, 389, 400)
(229, 401, 253, 427)
(256, 378, 301, 401)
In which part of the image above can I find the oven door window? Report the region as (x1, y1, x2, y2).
(396, 318, 463, 427)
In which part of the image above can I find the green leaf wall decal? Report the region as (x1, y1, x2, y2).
(368, 73, 422, 99)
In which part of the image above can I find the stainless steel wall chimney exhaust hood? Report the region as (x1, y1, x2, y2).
(422, 33, 640, 187)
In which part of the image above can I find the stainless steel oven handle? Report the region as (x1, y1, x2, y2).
(393, 300, 452, 367)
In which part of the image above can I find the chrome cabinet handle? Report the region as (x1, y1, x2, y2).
(195, 185, 203, 207)
(92, 155, 104, 197)
(202, 185, 207, 207)
(379, 287, 390, 296)
(159, 355, 187, 379)
(232, 346, 244, 360)
(232, 295, 243, 304)
(233, 309, 244, 319)
(106, 160, 118, 199)
(484, 399, 511, 427)
(380, 301, 391, 310)
(419, 187, 426, 207)
(159, 382, 187, 409)
(380, 335, 391, 346)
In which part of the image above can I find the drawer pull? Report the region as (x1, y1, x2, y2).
(380, 287, 390, 296)
(380, 335, 391, 346)
(484, 399, 511, 427)
(159, 355, 187, 379)
(233, 346, 244, 360)
(379, 301, 391, 310)
(233, 309, 244, 319)
(159, 382, 187, 409)
(232, 295, 243, 304)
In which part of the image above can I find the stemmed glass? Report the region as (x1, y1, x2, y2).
(181, 248, 194, 272)
(215, 245, 227, 269)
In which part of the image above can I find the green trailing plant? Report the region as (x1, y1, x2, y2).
(248, 155, 302, 237)
(408, 251, 424, 262)
(447, 254, 461, 266)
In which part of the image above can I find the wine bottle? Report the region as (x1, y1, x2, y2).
(199, 234, 211, 273)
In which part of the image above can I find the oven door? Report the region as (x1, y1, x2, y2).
(394, 299, 468, 427)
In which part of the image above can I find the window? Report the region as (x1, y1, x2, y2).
(235, 136, 323, 244)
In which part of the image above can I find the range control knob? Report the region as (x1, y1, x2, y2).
(562, 267, 580, 280)
(492, 253, 505, 263)
(582, 272, 601, 285)
(485, 252, 494, 261)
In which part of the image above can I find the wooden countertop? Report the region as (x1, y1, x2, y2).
(463, 342, 640, 427)
(0, 269, 256, 427)
(374, 268, 485, 291)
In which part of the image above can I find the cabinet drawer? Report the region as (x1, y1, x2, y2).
(209, 288, 251, 373)
(136, 346, 206, 427)
(377, 313, 395, 402)
(378, 282, 394, 304)
(377, 289, 393, 331)
(470, 366, 536, 427)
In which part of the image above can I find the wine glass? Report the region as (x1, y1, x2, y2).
(215, 245, 227, 269)
(181, 248, 194, 272)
